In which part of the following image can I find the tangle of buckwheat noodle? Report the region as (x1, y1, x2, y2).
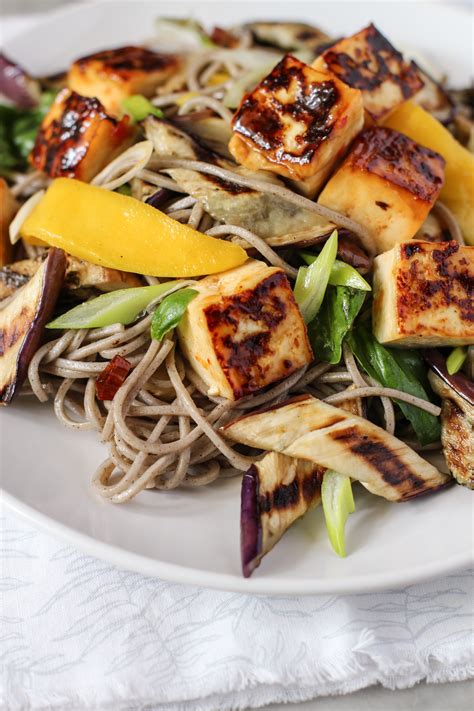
(10, 32, 448, 504)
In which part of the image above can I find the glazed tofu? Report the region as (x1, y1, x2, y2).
(178, 260, 313, 400)
(229, 55, 364, 197)
(318, 127, 445, 255)
(68, 46, 181, 115)
(313, 24, 424, 121)
(373, 241, 474, 347)
(30, 89, 135, 181)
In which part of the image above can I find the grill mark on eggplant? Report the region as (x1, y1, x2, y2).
(329, 425, 426, 494)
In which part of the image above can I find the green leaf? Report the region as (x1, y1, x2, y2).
(151, 288, 198, 341)
(348, 324, 441, 445)
(0, 90, 56, 167)
(300, 254, 371, 291)
(47, 282, 185, 329)
(115, 183, 132, 196)
(294, 230, 338, 324)
(446, 347, 468, 375)
(321, 471, 355, 557)
(308, 286, 366, 364)
(122, 95, 164, 122)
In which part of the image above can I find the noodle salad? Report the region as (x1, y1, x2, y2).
(0, 18, 472, 577)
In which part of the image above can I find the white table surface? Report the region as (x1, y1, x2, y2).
(1, 2, 472, 709)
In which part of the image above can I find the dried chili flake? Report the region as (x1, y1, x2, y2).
(96, 355, 132, 401)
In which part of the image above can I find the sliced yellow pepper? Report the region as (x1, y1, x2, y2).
(383, 101, 474, 245)
(20, 178, 247, 277)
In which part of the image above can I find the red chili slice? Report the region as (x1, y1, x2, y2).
(96, 355, 132, 401)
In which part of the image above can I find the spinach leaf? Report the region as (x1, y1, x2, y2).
(348, 324, 441, 445)
(151, 288, 198, 341)
(0, 90, 56, 170)
(308, 286, 366, 365)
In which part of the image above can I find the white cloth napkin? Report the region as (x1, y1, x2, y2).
(1, 507, 472, 710)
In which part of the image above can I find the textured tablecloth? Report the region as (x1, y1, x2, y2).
(1, 507, 473, 710)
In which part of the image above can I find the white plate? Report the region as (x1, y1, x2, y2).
(1, 0, 473, 595)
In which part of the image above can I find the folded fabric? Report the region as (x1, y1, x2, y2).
(1, 508, 472, 710)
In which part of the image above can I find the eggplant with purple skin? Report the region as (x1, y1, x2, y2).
(241, 452, 324, 577)
(144, 117, 339, 248)
(0, 248, 66, 404)
(425, 350, 474, 489)
(0, 53, 41, 108)
(223, 395, 452, 502)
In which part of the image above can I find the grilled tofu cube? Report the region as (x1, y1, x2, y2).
(30, 89, 135, 181)
(318, 127, 445, 255)
(373, 241, 474, 347)
(314, 24, 424, 121)
(229, 55, 364, 197)
(178, 260, 313, 400)
(67, 46, 181, 115)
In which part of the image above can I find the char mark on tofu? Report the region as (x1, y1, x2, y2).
(373, 241, 474, 347)
(350, 127, 445, 202)
(30, 89, 135, 181)
(318, 127, 445, 255)
(232, 55, 340, 164)
(222, 394, 451, 501)
(68, 46, 181, 114)
(317, 23, 424, 120)
(229, 54, 364, 196)
(178, 260, 313, 401)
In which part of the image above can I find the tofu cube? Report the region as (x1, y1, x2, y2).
(313, 23, 424, 121)
(178, 260, 313, 400)
(373, 240, 474, 347)
(318, 126, 445, 255)
(30, 89, 135, 181)
(68, 45, 181, 115)
(229, 54, 364, 197)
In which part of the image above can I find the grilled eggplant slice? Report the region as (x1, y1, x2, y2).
(0, 178, 18, 268)
(318, 127, 445, 255)
(0, 248, 66, 404)
(229, 55, 364, 197)
(314, 24, 424, 121)
(67, 45, 181, 115)
(30, 89, 135, 182)
(241, 452, 323, 577)
(177, 260, 313, 400)
(373, 241, 474, 347)
(144, 117, 338, 246)
(244, 21, 331, 54)
(411, 64, 454, 125)
(0, 256, 142, 301)
(223, 394, 451, 501)
(429, 371, 473, 489)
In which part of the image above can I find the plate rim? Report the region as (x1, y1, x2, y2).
(3, 489, 472, 595)
(2, 0, 472, 595)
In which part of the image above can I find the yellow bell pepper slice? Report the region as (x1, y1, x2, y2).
(383, 101, 474, 245)
(20, 178, 247, 277)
